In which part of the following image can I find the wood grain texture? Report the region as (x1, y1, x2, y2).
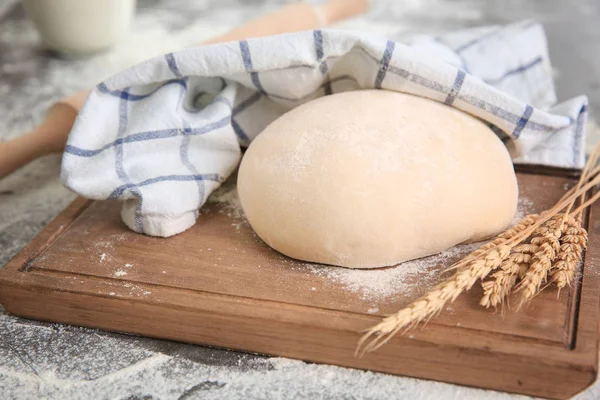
(0, 169, 598, 399)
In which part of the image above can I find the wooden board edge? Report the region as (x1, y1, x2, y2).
(514, 164, 582, 178)
(569, 190, 600, 390)
(0, 266, 591, 362)
(0, 282, 595, 400)
(0, 197, 92, 276)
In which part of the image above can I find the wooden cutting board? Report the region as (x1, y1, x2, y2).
(1, 167, 599, 399)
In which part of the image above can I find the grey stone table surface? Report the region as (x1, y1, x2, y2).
(1, 0, 599, 399)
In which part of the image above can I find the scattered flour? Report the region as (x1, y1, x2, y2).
(512, 195, 535, 225)
(300, 242, 480, 302)
(121, 283, 152, 298)
(82, 233, 133, 268)
(114, 270, 128, 277)
(208, 179, 248, 230)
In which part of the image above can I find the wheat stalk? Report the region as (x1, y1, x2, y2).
(519, 144, 599, 298)
(541, 144, 598, 292)
(483, 154, 596, 308)
(541, 144, 597, 293)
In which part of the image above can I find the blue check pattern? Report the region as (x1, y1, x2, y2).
(62, 20, 588, 237)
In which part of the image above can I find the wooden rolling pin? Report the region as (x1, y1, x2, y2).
(0, 0, 369, 178)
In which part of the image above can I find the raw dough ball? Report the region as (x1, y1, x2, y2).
(237, 90, 518, 268)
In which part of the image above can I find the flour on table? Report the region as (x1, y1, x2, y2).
(0, 305, 528, 400)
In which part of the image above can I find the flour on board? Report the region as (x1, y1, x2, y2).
(208, 179, 248, 230)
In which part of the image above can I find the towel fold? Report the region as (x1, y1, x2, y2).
(62, 20, 588, 237)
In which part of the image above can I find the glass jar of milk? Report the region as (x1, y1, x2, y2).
(22, 0, 136, 55)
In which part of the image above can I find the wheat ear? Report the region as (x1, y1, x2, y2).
(549, 216, 587, 290)
(516, 216, 565, 305)
(544, 143, 600, 291)
(485, 144, 598, 307)
(357, 245, 510, 355)
(480, 243, 535, 309)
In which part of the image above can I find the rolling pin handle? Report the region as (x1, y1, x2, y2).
(0, 102, 78, 178)
(314, 0, 370, 27)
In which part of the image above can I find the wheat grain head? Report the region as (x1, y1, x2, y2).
(550, 216, 587, 289)
(480, 251, 532, 309)
(517, 216, 565, 305)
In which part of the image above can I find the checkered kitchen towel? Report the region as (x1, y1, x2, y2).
(62, 20, 589, 237)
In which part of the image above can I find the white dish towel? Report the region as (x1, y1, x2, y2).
(62, 20, 589, 237)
